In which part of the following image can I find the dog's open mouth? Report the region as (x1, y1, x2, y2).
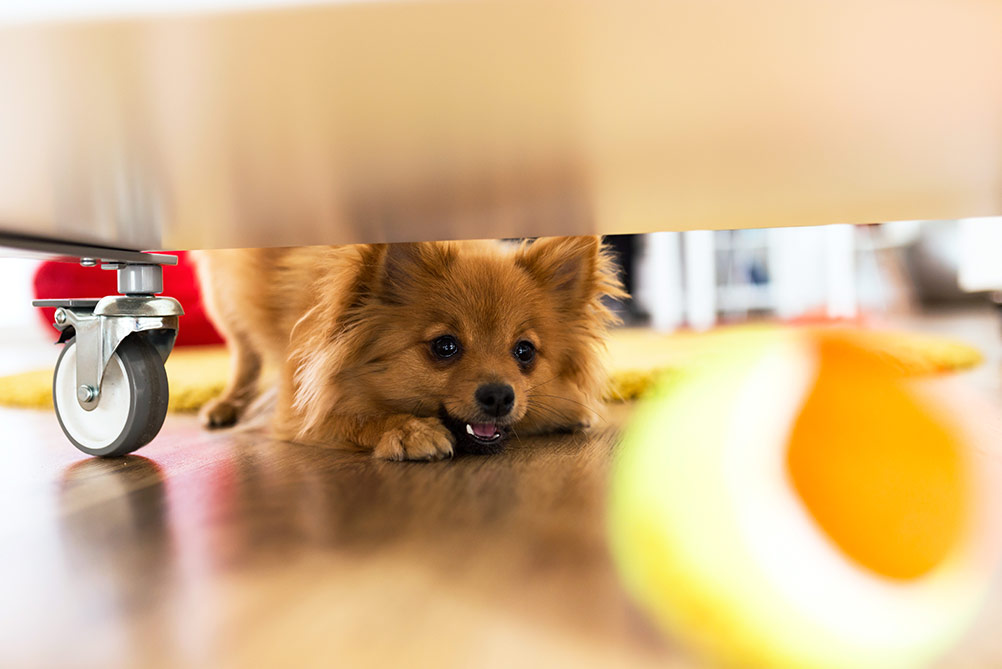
(439, 409, 508, 455)
(466, 422, 503, 443)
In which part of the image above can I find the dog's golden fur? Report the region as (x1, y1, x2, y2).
(194, 236, 625, 460)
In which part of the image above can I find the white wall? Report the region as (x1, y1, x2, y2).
(0, 258, 60, 376)
(0, 258, 41, 336)
(958, 218, 1002, 292)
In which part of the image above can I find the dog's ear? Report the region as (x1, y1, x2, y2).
(516, 236, 625, 311)
(378, 241, 457, 301)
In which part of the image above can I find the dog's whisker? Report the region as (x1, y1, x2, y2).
(526, 374, 561, 393)
(528, 393, 604, 418)
(522, 402, 570, 423)
(509, 423, 522, 443)
(526, 396, 609, 427)
(525, 405, 579, 424)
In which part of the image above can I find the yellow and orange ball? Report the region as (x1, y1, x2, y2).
(608, 327, 1000, 669)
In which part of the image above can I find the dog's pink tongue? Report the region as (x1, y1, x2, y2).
(471, 422, 497, 438)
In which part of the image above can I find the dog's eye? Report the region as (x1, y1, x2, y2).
(513, 340, 536, 364)
(431, 335, 460, 360)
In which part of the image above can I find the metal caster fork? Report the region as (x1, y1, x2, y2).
(33, 255, 183, 457)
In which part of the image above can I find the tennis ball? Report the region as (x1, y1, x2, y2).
(608, 328, 999, 669)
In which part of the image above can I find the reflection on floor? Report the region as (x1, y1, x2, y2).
(0, 307, 999, 668)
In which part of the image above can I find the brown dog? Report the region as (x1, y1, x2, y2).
(194, 236, 624, 460)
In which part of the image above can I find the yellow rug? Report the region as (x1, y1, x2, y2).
(0, 326, 982, 412)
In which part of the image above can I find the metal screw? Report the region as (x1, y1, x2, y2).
(80, 258, 97, 267)
(54, 309, 67, 325)
(77, 385, 97, 403)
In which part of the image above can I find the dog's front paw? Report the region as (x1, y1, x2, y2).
(200, 396, 242, 429)
(374, 417, 455, 461)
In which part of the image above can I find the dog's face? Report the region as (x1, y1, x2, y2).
(377, 242, 575, 454)
(290, 237, 624, 454)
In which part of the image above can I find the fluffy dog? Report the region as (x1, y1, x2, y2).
(194, 236, 624, 460)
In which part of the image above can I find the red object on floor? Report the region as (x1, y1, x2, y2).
(32, 251, 224, 347)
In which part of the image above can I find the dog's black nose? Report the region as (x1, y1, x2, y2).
(475, 383, 515, 417)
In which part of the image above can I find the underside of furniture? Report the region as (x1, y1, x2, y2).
(1, 0, 1001, 252)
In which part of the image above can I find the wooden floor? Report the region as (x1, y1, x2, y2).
(1, 307, 1001, 668)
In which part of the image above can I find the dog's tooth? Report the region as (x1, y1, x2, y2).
(466, 424, 474, 436)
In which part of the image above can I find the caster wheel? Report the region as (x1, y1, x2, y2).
(53, 336, 169, 457)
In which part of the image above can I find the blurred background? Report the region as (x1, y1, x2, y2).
(609, 218, 1002, 331)
(4, 217, 1001, 376)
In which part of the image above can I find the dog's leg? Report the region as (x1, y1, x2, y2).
(276, 404, 455, 461)
(368, 415, 455, 461)
(201, 333, 263, 428)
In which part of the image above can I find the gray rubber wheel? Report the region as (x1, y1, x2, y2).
(53, 336, 169, 457)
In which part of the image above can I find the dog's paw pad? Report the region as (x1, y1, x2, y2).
(200, 397, 241, 429)
(375, 418, 454, 461)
